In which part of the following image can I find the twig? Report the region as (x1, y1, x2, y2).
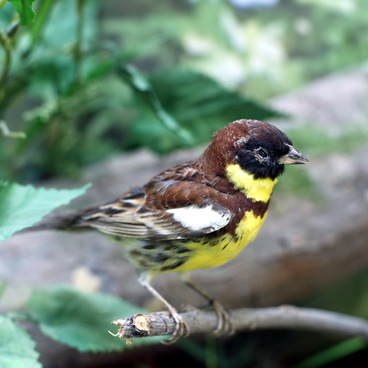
(111, 305, 368, 342)
(0, 121, 26, 139)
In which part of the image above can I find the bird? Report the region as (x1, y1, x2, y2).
(32, 119, 308, 342)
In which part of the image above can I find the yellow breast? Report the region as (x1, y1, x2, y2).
(173, 210, 268, 272)
(173, 163, 277, 272)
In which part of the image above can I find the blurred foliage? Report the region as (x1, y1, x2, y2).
(2, 0, 368, 182)
(107, 0, 368, 97)
(0, 0, 280, 182)
(124, 67, 279, 153)
(285, 124, 368, 157)
(294, 337, 366, 368)
(0, 284, 164, 366)
(7, 0, 36, 24)
(294, 266, 368, 367)
(27, 285, 163, 351)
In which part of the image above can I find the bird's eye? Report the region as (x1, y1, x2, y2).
(257, 148, 268, 158)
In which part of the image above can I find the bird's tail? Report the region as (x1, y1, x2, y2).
(23, 212, 88, 233)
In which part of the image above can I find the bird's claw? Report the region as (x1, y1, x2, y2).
(211, 300, 235, 336)
(162, 309, 190, 344)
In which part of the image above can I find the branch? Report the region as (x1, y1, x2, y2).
(111, 305, 368, 343)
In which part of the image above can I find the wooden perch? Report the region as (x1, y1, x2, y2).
(111, 305, 368, 342)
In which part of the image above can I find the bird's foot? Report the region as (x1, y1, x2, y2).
(162, 305, 190, 344)
(211, 300, 234, 336)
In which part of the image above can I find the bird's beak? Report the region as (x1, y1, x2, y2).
(279, 145, 309, 165)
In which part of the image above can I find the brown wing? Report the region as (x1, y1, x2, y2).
(75, 181, 232, 240)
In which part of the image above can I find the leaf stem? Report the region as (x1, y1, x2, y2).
(30, 0, 54, 47)
(73, 0, 87, 92)
(117, 64, 194, 146)
(0, 31, 12, 102)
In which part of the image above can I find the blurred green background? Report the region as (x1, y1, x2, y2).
(1, 0, 368, 367)
(2, 0, 368, 182)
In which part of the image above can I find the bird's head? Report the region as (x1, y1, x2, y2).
(200, 119, 308, 181)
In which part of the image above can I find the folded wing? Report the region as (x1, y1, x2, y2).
(76, 182, 232, 240)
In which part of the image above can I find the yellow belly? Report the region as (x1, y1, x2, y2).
(173, 210, 268, 272)
(169, 164, 276, 272)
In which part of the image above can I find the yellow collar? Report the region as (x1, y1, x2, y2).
(226, 163, 277, 202)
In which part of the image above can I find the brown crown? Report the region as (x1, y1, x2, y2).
(198, 119, 269, 177)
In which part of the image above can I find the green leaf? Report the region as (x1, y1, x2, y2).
(118, 64, 194, 146)
(28, 285, 161, 352)
(8, 0, 36, 25)
(0, 182, 90, 241)
(0, 315, 41, 368)
(126, 68, 282, 153)
(151, 68, 282, 127)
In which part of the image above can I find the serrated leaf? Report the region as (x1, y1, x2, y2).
(0, 182, 90, 240)
(28, 285, 161, 352)
(9, 0, 36, 25)
(0, 315, 41, 368)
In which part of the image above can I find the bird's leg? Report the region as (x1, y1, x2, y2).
(181, 273, 234, 336)
(138, 274, 189, 344)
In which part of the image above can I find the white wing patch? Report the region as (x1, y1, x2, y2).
(167, 205, 230, 232)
